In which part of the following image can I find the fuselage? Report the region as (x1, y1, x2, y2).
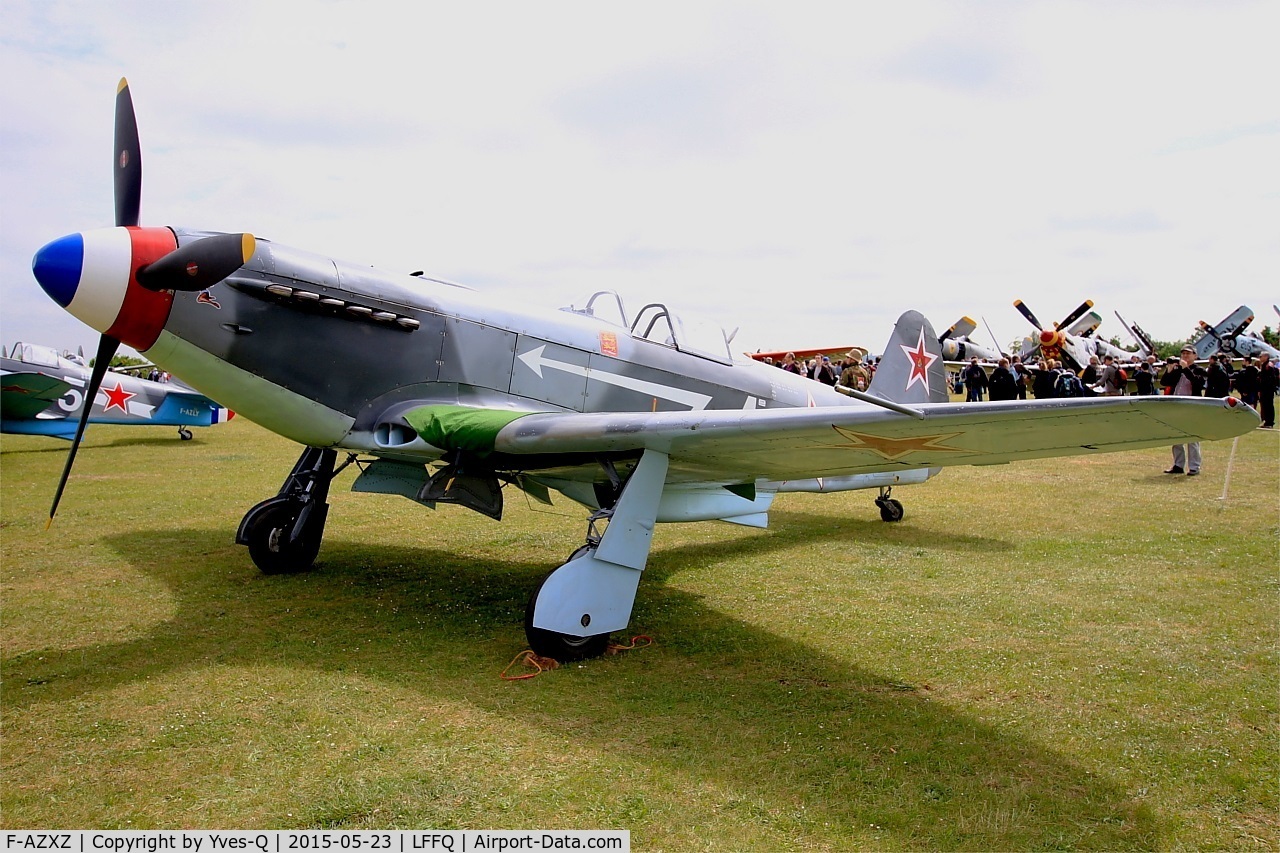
(35, 227, 865, 458)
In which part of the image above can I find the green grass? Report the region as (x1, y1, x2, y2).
(2, 419, 1277, 849)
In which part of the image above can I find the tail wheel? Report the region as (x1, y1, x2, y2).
(524, 546, 611, 662)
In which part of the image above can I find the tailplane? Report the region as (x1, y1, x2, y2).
(866, 310, 949, 405)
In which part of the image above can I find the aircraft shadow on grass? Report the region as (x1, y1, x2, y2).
(0, 435, 201, 455)
(4, 522, 1154, 847)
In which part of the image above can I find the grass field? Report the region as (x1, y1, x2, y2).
(2, 417, 1276, 849)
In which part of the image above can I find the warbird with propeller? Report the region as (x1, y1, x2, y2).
(1191, 305, 1280, 362)
(1014, 299, 1149, 370)
(30, 81, 1259, 660)
(2, 341, 233, 440)
(937, 316, 1003, 365)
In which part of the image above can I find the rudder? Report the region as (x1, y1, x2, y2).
(866, 310, 949, 405)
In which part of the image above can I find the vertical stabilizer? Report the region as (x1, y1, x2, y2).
(866, 311, 949, 405)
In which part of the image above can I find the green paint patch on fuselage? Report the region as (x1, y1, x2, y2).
(404, 405, 532, 457)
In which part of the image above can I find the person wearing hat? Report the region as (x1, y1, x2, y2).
(1159, 345, 1207, 475)
(837, 350, 871, 394)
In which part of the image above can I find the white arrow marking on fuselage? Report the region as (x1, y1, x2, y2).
(518, 345, 712, 410)
(125, 400, 155, 419)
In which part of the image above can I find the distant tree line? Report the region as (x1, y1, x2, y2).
(86, 353, 150, 369)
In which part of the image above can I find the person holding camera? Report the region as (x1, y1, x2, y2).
(1160, 346, 1206, 475)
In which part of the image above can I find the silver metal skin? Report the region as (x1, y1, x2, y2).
(1, 341, 230, 440)
(1192, 305, 1280, 362)
(29, 83, 1261, 659)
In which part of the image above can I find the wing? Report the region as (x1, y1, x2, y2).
(485, 396, 1258, 484)
(1, 371, 72, 421)
(749, 345, 861, 362)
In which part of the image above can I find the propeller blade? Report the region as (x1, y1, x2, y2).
(48, 334, 121, 526)
(114, 78, 142, 228)
(1013, 300, 1043, 330)
(939, 316, 978, 343)
(136, 233, 257, 292)
(1057, 299, 1094, 331)
(1229, 313, 1254, 338)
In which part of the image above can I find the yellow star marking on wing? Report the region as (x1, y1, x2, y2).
(830, 425, 966, 460)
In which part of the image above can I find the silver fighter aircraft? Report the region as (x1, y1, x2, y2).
(2, 341, 232, 440)
(30, 81, 1259, 660)
(938, 316, 1003, 365)
(1015, 299, 1149, 369)
(1191, 305, 1280, 362)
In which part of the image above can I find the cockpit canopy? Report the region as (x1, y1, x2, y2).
(561, 290, 738, 365)
(8, 342, 81, 369)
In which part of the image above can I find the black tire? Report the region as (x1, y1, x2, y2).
(178, 427, 193, 441)
(246, 502, 323, 575)
(524, 547, 611, 662)
(878, 498, 904, 523)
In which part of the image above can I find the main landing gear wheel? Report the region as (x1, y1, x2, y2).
(878, 498, 904, 523)
(178, 427, 193, 440)
(875, 486, 904, 522)
(245, 501, 324, 575)
(524, 546, 611, 662)
(238, 446, 340, 576)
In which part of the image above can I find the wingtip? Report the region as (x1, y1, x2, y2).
(117, 77, 129, 94)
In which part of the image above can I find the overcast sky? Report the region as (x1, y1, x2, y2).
(3, 0, 1277, 360)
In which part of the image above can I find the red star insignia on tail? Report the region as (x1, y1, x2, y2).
(899, 327, 938, 394)
(101, 381, 135, 413)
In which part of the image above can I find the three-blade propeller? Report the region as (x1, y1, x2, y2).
(47, 79, 253, 525)
(49, 83, 140, 525)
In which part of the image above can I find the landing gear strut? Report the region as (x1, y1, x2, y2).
(177, 426, 193, 441)
(875, 486, 904, 522)
(524, 451, 668, 661)
(236, 446, 350, 574)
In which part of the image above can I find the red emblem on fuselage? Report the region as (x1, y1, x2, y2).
(101, 381, 135, 413)
(599, 332, 619, 357)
